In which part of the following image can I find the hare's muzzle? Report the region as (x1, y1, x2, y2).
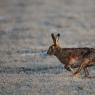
(47, 48, 52, 55)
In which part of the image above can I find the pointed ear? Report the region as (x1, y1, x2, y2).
(56, 33, 60, 42)
(51, 33, 56, 45)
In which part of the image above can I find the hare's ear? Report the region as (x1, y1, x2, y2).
(51, 33, 56, 45)
(56, 33, 60, 42)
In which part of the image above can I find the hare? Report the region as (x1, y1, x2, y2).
(47, 33, 94, 76)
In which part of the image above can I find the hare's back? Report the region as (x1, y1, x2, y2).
(61, 48, 93, 57)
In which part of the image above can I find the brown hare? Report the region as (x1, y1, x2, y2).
(47, 33, 94, 77)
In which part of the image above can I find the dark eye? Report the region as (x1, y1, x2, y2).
(52, 46, 54, 49)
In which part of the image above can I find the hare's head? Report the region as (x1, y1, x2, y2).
(47, 33, 60, 55)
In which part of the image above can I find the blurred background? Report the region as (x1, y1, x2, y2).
(0, 0, 95, 50)
(0, 0, 95, 95)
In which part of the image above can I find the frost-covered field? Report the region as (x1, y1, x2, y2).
(0, 0, 95, 95)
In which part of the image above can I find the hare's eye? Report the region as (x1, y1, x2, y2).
(52, 46, 55, 49)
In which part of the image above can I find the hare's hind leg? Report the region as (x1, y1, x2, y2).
(84, 67, 89, 77)
(73, 58, 90, 77)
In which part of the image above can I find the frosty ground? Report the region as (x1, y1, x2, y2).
(0, 0, 95, 95)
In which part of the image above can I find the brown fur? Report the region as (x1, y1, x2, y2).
(74, 49, 95, 77)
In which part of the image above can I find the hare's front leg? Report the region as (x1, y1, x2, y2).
(64, 64, 74, 72)
(65, 56, 78, 73)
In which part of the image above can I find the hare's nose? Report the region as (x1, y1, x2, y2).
(47, 50, 50, 55)
(47, 50, 51, 55)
